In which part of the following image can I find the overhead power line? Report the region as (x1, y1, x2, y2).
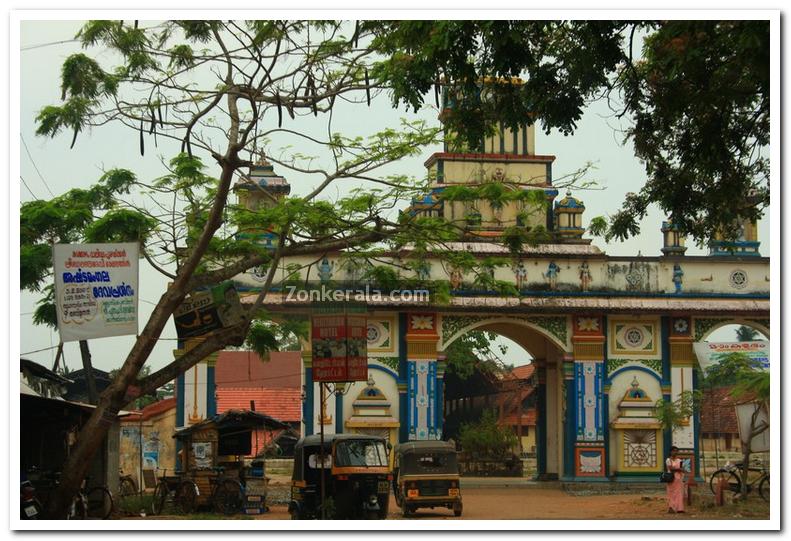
(21, 134, 55, 197)
(21, 39, 79, 51)
(20, 176, 39, 200)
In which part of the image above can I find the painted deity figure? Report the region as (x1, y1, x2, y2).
(545, 261, 560, 290)
(449, 268, 463, 290)
(672, 263, 684, 294)
(579, 261, 592, 292)
(513, 262, 528, 291)
(318, 257, 335, 283)
(416, 261, 432, 281)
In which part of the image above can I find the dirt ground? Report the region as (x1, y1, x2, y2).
(252, 486, 770, 521)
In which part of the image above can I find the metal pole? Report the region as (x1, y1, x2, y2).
(319, 382, 326, 520)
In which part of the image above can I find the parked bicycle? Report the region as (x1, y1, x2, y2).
(208, 466, 244, 515)
(28, 469, 114, 519)
(118, 469, 138, 498)
(709, 460, 769, 502)
(151, 469, 199, 515)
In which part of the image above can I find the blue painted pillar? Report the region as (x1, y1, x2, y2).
(436, 358, 446, 439)
(206, 364, 216, 417)
(660, 317, 672, 457)
(563, 359, 576, 479)
(175, 372, 185, 470)
(398, 313, 409, 443)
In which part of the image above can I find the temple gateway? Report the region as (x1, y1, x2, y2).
(176, 114, 769, 483)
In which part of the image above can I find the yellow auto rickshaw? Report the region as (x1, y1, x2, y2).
(289, 433, 392, 520)
(393, 440, 462, 517)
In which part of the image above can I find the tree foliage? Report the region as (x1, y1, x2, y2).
(372, 20, 770, 244)
(459, 409, 518, 459)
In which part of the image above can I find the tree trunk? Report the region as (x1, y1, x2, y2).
(44, 158, 240, 518)
(79, 340, 98, 405)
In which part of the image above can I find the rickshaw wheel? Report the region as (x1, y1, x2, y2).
(402, 504, 415, 518)
(176, 481, 197, 514)
(213, 480, 243, 515)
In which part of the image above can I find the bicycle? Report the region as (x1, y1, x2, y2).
(151, 469, 198, 516)
(208, 466, 244, 516)
(30, 470, 114, 519)
(118, 469, 138, 498)
(709, 460, 769, 502)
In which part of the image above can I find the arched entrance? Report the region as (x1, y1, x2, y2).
(440, 316, 570, 480)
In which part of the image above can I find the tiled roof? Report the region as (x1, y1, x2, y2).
(216, 387, 302, 422)
(509, 364, 535, 381)
(215, 351, 301, 389)
(122, 397, 176, 422)
(500, 409, 537, 427)
(700, 387, 739, 434)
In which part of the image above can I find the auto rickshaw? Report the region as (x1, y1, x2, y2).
(393, 440, 462, 517)
(288, 434, 391, 520)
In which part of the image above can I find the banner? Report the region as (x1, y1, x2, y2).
(311, 304, 368, 382)
(693, 341, 769, 374)
(173, 281, 244, 339)
(53, 243, 139, 342)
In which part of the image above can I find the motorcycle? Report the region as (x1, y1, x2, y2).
(21, 480, 42, 520)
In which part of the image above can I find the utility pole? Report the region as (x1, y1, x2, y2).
(319, 382, 326, 520)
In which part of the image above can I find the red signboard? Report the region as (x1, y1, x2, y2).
(311, 308, 368, 382)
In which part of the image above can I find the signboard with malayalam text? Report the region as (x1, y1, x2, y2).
(693, 341, 769, 374)
(311, 305, 368, 382)
(53, 243, 139, 342)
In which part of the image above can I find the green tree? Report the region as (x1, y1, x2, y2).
(653, 390, 702, 432)
(735, 325, 760, 342)
(31, 20, 452, 517)
(444, 330, 508, 380)
(371, 20, 770, 244)
(703, 353, 769, 499)
(459, 409, 518, 459)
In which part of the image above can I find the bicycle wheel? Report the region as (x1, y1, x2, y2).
(709, 469, 741, 494)
(86, 486, 113, 519)
(152, 481, 169, 515)
(176, 481, 198, 514)
(69, 495, 88, 520)
(759, 475, 770, 502)
(213, 480, 243, 515)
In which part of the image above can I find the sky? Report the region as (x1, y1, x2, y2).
(17, 19, 770, 373)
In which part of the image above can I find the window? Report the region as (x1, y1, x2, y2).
(334, 440, 388, 467)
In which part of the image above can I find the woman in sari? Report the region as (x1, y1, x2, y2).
(665, 446, 686, 513)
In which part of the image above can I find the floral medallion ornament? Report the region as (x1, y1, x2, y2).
(411, 315, 434, 331)
(729, 269, 748, 289)
(577, 316, 600, 333)
(673, 318, 690, 335)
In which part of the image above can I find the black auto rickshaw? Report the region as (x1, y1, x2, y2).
(393, 440, 462, 517)
(289, 434, 391, 520)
